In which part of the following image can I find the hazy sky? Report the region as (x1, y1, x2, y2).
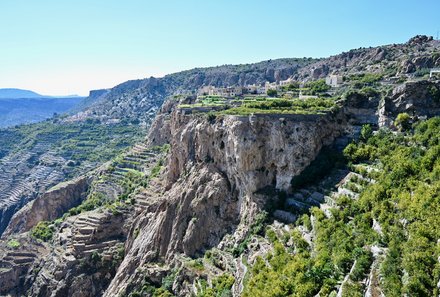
(1, 0, 439, 96)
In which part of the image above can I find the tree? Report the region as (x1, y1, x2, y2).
(394, 113, 411, 131)
(267, 89, 278, 97)
(360, 124, 373, 142)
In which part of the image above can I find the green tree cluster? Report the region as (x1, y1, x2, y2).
(244, 117, 440, 296)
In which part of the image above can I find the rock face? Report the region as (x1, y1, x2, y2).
(343, 91, 380, 126)
(28, 209, 128, 297)
(146, 99, 181, 147)
(167, 112, 345, 192)
(379, 80, 440, 126)
(3, 176, 90, 236)
(103, 108, 346, 296)
(0, 236, 48, 296)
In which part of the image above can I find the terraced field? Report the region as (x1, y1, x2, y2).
(0, 120, 146, 236)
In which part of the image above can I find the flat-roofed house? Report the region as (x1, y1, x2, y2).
(325, 75, 343, 87)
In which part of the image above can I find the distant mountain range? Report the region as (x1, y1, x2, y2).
(0, 88, 43, 99)
(0, 96, 84, 128)
(0, 88, 81, 99)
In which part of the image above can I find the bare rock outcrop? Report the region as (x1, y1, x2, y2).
(146, 99, 181, 147)
(343, 91, 380, 125)
(103, 109, 346, 296)
(379, 80, 440, 126)
(3, 176, 90, 236)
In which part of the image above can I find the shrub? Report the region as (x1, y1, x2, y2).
(206, 112, 217, 123)
(267, 89, 278, 97)
(360, 86, 380, 98)
(395, 113, 411, 131)
(7, 239, 20, 249)
(31, 221, 54, 242)
(360, 124, 373, 142)
(197, 273, 234, 297)
(306, 79, 331, 94)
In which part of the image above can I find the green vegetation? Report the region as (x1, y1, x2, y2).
(243, 117, 440, 296)
(196, 273, 235, 297)
(360, 124, 373, 142)
(359, 86, 380, 98)
(188, 259, 205, 272)
(394, 112, 411, 131)
(128, 270, 176, 297)
(429, 85, 440, 103)
(281, 82, 301, 91)
(179, 92, 339, 116)
(7, 239, 20, 249)
(230, 211, 268, 257)
(31, 221, 55, 242)
(67, 192, 108, 216)
(118, 170, 147, 202)
(304, 79, 331, 95)
(267, 89, 278, 97)
(150, 158, 164, 179)
(0, 120, 145, 177)
(219, 98, 338, 116)
(346, 73, 383, 88)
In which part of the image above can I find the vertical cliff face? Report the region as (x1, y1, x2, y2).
(167, 111, 345, 192)
(103, 109, 346, 296)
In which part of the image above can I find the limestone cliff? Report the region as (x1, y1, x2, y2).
(103, 108, 346, 296)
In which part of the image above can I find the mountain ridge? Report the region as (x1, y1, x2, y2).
(0, 88, 83, 99)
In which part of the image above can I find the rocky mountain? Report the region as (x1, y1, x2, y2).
(1, 36, 440, 297)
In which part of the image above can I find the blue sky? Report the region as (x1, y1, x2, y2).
(0, 0, 439, 96)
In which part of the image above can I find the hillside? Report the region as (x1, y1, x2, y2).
(69, 58, 318, 123)
(0, 97, 83, 128)
(70, 35, 440, 125)
(1, 36, 440, 297)
(0, 88, 43, 99)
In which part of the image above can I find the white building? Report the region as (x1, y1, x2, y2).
(325, 75, 343, 87)
(265, 81, 278, 92)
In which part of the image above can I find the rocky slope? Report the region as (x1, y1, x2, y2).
(379, 79, 440, 126)
(295, 35, 440, 81)
(1, 36, 440, 297)
(71, 35, 440, 125)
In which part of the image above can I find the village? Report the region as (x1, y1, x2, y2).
(196, 74, 343, 99)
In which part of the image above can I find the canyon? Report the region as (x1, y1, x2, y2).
(0, 36, 440, 296)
